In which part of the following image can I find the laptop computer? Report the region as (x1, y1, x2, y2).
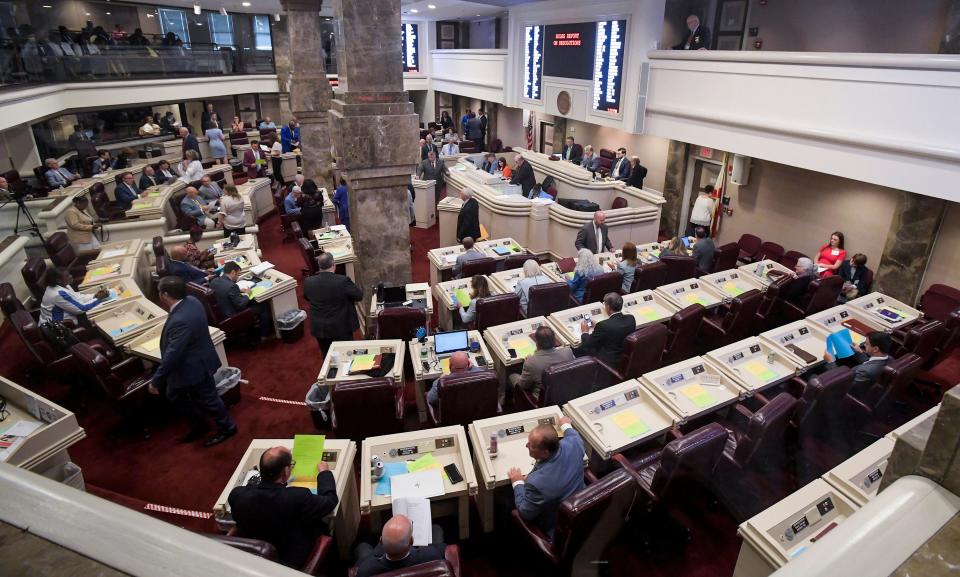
(380, 285, 408, 306)
(435, 330, 469, 356)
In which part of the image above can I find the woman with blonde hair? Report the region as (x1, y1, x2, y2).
(660, 236, 688, 257)
(218, 184, 246, 237)
(515, 259, 551, 315)
(178, 149, 204, 183)
(567, 248, 603, 302)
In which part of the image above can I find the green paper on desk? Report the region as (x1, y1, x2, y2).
(407, 452, 448, 479)
(745, 361, 778, 382)
(351, 354, 377, 372)
(248, 280, 273, 299)
(684, 293, 710, 306)
(635, 306, 660, 321)
(681, 384, 716, 408)
(291, 434, 325, 481)
(317, 232, 337, 240)
(723, 282, 745, 296)
(453, 288, 471, 308)
(611, 411, 648, 438)
(509, 338, 536, 359)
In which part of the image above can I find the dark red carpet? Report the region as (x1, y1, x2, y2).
(0, 215, 745, 575)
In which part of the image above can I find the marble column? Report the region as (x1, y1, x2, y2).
(873, 192, 947, 304)
(329, 0, 418, 291)
(280, 0, 335, 187)
(271, 15, 293, 120)
(660, 140, 690, 238)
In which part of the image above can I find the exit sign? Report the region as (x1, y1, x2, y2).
(699, 147, 714, 158)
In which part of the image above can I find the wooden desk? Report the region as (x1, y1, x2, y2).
(640, 357, 743, 425)
(125, 324, 228, 369)
(704, 337, 805, 395)
(88, 297, 167, 347)
(656, 278, 726, 310)
(79, 256, 137, 290)
(0, 376, 86, 473)
(242, 267, 299, 339)
(482, 317, 553, 389)
(77, 277, 143, 315)
(547, 301, 608, 348)
(427, 244, 466, 286)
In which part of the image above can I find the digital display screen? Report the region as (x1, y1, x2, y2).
(523, 25, 545, 100)
(730, 273, 739, 279)
(593, 20, 625, 113)
(402, 23, 419, 73)
(867, 468, 883, 483)
(840, 311, 849, 318)
(543, 22, 597, 80)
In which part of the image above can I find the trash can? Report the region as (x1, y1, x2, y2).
(277, 309, 307, 343)
(41, 461, 86, 491)
(305, 382, 331, 430)
(214, 366, 243, 405)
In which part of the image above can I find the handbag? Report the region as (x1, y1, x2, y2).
(40, 321, 81, 355)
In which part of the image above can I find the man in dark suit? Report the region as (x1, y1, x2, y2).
(200, 102, 218, 131)
(139, 165, 166, 189)
(180, 127, 202, 161)
(355, 515, 446, 577)
(148, 276, 236, 447)
(509, 154, 536, 197)
(479, 153, 497, 174)
(456, 188, 480, 243)
(167, 245, 211, 285)
(575, 211, 613, 254)
(466, 113, 484, 151)
(610, 147, 630, 181)
(210, 261, 272, 337)
(575, 293, 636, 366)
(561, 136, 583, 165)
(304, 252, 364, 355)
(691, 226, 716, 273)
(478, 109, 488, 146)
(229, 446, 339, 569)
(420, 136, 438, 161)
(673, 14, 710, 50)
(508, 416, 585, 539)
(824, 331, 892, 397)
(416, 150, 449, 204)
(115, 171, 142, 210)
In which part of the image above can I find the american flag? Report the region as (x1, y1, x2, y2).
(526, 112, 536, 150)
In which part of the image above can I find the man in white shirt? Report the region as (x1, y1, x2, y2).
(441, 140, 459, 156)
(686, 184, 716, 237)
(574, 211, 612, 254)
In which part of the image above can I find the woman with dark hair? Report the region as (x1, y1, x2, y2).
(300, 179, 325, 231)
(333, 177, 350, 232)
(183, 227, 215, 270)
(616, 242, 639, 293)
(816, 231, 846, 277)
(440, 111, 454, 132)
(454, 275, 491, 325)
(496, 157, 511, 179)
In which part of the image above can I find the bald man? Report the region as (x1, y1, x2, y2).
(166, 245, 211, 285)
(228, 446, 338, 568)
(574, 210, 613, 254)
(354, 514, 446, 577)
(426, 350, 482, 406)
(508, 416, 585, 539)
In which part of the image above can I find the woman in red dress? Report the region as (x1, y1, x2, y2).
(816, 231, 846, 277)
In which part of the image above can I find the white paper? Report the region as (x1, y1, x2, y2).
(0, 420, 42, 462)
(100, 248, 126, 259)
(443, 255, 458, 265)
(250, 261, 275, 275)
(237, 280, 255, 291)
(330, 224, 346, 231)
(390, 469, 445, 500)
(391, 497, 433, 546)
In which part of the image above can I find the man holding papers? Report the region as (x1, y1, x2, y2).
(823, 331, 892, 399)
(228, 445, 338, 569)
(354, 515, 446, 577)
(210, 261, 272, 339)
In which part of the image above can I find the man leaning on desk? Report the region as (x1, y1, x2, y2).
(575, 293, 636, 367)
(228, 446, 338, 569)
(211, 261, 272, 338)
(304, 252, 364, 355)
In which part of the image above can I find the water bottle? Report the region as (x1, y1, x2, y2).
(489, 432, 498, 459)
(371, 455, 384, 479)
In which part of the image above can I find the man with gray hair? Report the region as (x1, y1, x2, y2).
(303, 251, 364, 355)
(180, 126, 202, 160)
(354, 514, 446, 577)
(198, 174, 223, 202)
(44, 158, 77, 188)
(580, 145, 600, 173)
(574, 292, 636, 366)
(456, 187, 480, 242)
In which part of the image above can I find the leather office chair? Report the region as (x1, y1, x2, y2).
(185, 282, 258, 340)
(289, 221, 307, 240)
(918, 284, 960, 322)
(756, 242, 785, 263)
(892, 320, 946, 367)
(611, 196, 628, 209)
(206, 533, 332, 576)
(660, 255, 697, 284)
(779, 250, 808, 272)
(331, 378, 404, 440)
(31, 166, 51, 196)
(21, 257, 48, 301)
(710, 242, 740, 274)
(526, 282, 571, 318)
(737, 234, 762, 263)
(662, 304, 705, 365)
(777, 275, 843, 323)
(70, 342, 152, 437)
(427, 370, 499, 426)
(347, 546, 461, 577)
(503, 253, 539, 270)
(631, 261, 668, 292)
(577, 272, 622, 304)
(787, 367, 855, 481)
(2, 169, 29, 197)
(460, 257, 497, 277)
(151, 236, 164, 258)
(0, 282, 28, 319)
(846, 354, 924, 435)
(596, 148, 615, 176)
(915, 310, 960, 399)
(755, 275, 792, 332)
(699, 289, 763, 349)
(298, 238, 320, 278)
(90, 186, 133, 221)
(377, 307, 427, 340)
(601, 323, 668, 381)
(516, 357, 618, 410)
(9, 310, 116, 378)
(474, 293, 520, 332)
(512, 468, 635, 575)
(169, 189, 197, 231)
(229, 131, 249, 148)
(45, 231, 94, 282)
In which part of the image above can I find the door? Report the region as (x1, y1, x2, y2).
(539, 122, 554, 155)
(680, 157, 722, 236)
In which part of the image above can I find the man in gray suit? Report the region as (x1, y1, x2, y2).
(691, 226, 716, 272)
(824, 331, 892, 399)
(580, 145, 600, 173)
(452, 237, 486, 278)
(509, 416, 585, 539)
(198, 175, 223, 202)
(508, 325, 574, 402)
(574, 211, 613, 254)
(416, 150, 449, 203)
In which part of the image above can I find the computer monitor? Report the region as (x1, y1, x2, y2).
(382, 285, 407, 304)
(435, 330, 469, 355)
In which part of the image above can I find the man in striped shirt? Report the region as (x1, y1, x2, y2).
(40, 268, 109, 326)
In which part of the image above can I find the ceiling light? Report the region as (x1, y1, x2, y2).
(241, 1, 251, 6)
(193, 4, 202, 15)
(428, 4, 436, 8)
(42, 4, 52, 8)
(105, 11, 111, 14)
(410, 8, 418, 13)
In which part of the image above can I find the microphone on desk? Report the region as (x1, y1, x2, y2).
(375, 282, 384, 304)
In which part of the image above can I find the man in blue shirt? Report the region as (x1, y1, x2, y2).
(166, 245, 210, 285)
(115, 171, 142, 210)
(284, 186, 302, 215)
(258, 116, 277, 130)
(180, 186, 212, 228)
(281, 120, 300, 153)
(44, 158, 77, 188)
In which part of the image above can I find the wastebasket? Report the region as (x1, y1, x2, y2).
(277, 309, 307, 343)
(214, 366, 243, 405)
(305, 382, 331, 430)
(41, 461, 85, 491)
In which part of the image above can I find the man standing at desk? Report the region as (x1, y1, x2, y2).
(575, 211, 613, 254)
(228, 446, 338, 569)
(509, 416, 584, 539)
(416, 150, 449, 204)
(456, 188, 480, 243)
(281, 120, 301, 153)
(575, 293, 636, 367)
(304, 252, 364, 355)
(211, 261, 272, 338)
(149, 276, 236, 447)
(180, 127, 202, 161)
(510, 154, 536, 197)
(453, 237, 485, 279)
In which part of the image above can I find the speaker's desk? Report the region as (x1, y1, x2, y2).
(89, 297, 167, 347)
(362, 283, 432, 338)
(360, 426, 477, 539)
(212, 438, 360, 559)
(547, 301, 607, 348)
(125, 323, 228, 369)
(432, 277, 502, 332)
(467, 406, 572, 532)
(408, 331, 494, 423)
(316, 340, 405, 388)
(563, 380, 678, 461)
(847, 292, 921, 331)
(77, 276, 143, 314)
(822, 437, 895, 507)
(640, 357, 743, 425)
(704, 337, 805, 395)
(759, 319, 831, 372)
(241, 267, 299, 339)
(656, 278, 726, 310)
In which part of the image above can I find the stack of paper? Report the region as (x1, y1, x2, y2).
(291, 435, 325, 483)
(250, 262, 275, 275)
(392, 497, 434, 546)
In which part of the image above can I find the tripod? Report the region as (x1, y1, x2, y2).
(0, 194, 45, 244)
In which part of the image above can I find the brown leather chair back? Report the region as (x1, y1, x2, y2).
(89, 189, 117, 219)
(331, 378, 403, 440)
(737, 234, 762, 262)
(541, 357, 611, 407)
(712, 242, 740, 273)
(70, 341, 128, 398)
(358, 561, 456, 577)
(152, 236, 165, 258)
(794, 367, 853, 433)
(779, 250, 808, 271)
(185, 282, 224, 324)
(662, 304, 705, 364)
(804, 276, 844, 316)
(733, 392, 798, 469)
(377, 307, 428, 340)
(11, 310, 73, 369)
(298, 238, 319, 276)
(757, 275, 791, 326)
(503, 254, 538, 270)
(895, 320, 946, 366)
(631, 261, 668, 292)
(430, 370, 499, 426)
(0, 282, 25, 318)
(870, 354, 924, 422)
(650, 422, 728, 497)
(169, 189, 197, 231)
(920, 284, 960, 322)
(611, 196, 628, 209)
(620, 323, 669, 380)
(660, 255, 697, 284)
(718, 289, 763, 343)
(527, 282, 571, 318)
(204, 534, 278, 561)
(44, 231, 78, 269)
(21, 257, 48, 301)
(757, 242, 785, 263)
(461, 257, 497, 277)
(229, 131, 249, 146)
(474, 293, 520, 332)
(582, 272, 622, 303)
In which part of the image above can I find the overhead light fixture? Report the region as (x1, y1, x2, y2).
(42, 4, 52, 7)
(410, 8, 418, 13)
(241, 1, 251, 6)
(274, 13, 281, 21)
(428, 4, 436, 8)
(105, 11, 111, 14)
(220, 7, 228, 15)
(193, 4, 201, 15)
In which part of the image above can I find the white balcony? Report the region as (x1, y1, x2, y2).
(429, 49, 508, 104)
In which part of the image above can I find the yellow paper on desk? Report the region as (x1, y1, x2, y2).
(611, 411, 648, 438)
(636, 306, 660, 322)
(131, 200, 152, 209)
(407, 453, 447, 480)
(509, 338, 536, 359)
(723, 282, 744, 296)
(291, 434, 325, 481)
(140, 336, 161, 352)
(87, 265, 118, 279)
(440, 357, 451, 375)
(351, 354, 377, 372)
(453, 288, 471, 308)
(681, 383, 716, 408)
(744, 361, 778, 382)
(685, 293, 709, 306)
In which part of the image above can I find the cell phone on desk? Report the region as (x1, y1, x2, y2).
(475, 355, 486, 367)
(326, 366, 338, 379)
(508, 348, 517, 359)
(444, 463, 464, 485)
